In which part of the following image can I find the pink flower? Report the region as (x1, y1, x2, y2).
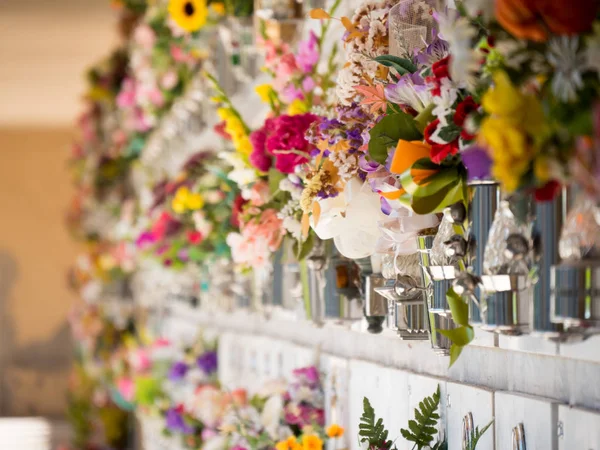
(279, 53, 299, 77)
(116, 377, 135, 402)
(134, 24, 156, 50)
(265, 113, 319, 173)
(151, 212, 182, 240)
(145, 86, 165, 108)
(117, 78, 136, 108)
(281, 84, 304, 103)
(170, 44, 194, 64)
(249, 125, 273, 172)
(247, 180, 270, 206)
(296, 31, 319, 73)
(302, 76, 316, 92)
(130, 349, 151, 373)
(161, 70, 179, 90)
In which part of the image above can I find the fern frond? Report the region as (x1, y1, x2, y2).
(400, 386, 442, 450)
(359, 397, 393, 449)
(466, 420, 494, 450)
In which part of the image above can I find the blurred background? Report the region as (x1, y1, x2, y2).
(0, 0, 116, 421)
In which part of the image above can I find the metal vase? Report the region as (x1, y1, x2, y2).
(479, 275, 531, 335)
(417, 235, 455, 354)
(305, 240, 363, 325)
(364, 274, 389, 334)
(469, 182, 499, 324)
(393, 300, 430, 340)
(551, 261, 600, 331)
(531, 194, 565, 339)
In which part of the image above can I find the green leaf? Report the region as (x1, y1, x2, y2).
(448, 343, 465, 368)
(373, 55, 418, 75)
(464, 420, 494, 450)
(368, 112, 422, 164)
(293, 232, 315, 261)
(359, 397, 392, 449)
(437, 124, 461, 142)
(414, 103, 436, 133)
(446, 287, 469, 327)
(400, 386, 442, 449)
(268, 168, 285, 195)
(411, 180, 463, 215)
(438, 326, 474, 346)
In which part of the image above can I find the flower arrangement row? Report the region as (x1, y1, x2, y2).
(66, 303, 492, 450)
(68, 0, 600, 373)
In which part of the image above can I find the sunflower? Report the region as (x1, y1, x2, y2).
(169, 0, 208, 33)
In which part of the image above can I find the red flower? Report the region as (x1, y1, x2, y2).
(214, 121, 231, 141)
(432, 56, 451, 80)
(187, 231, 203, 245)
(454, 96, 478, 127)
(424, 118, 459, 163)
(231, 194, 247, 229)
(430, 141, 459, 164)
(534, 180, 562, 202)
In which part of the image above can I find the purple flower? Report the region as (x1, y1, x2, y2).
(196, 350, 218, 374)
(296, 31, 319, 73)
(285, 403, 325, 427)
(168, 361, 189, 381)
(461, 146, 492, 182)
(135, 231, 155, 248)
(165, 408, 194, 434)
(292, 366, 320, 386)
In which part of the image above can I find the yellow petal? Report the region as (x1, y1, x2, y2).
(309, 8, 330, 19)
(312, 201, 321, 228)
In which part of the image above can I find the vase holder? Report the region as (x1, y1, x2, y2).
(232, 271, 252, 310)
(479, 275, 530, 335)
(306, 244, 363, 326)
(364, 274, 389, 334)
(391, 299, 430, 340)
(550, 261, 600, 332)
(426, 265, 457, 316)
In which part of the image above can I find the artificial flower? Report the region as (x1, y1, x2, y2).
(495, 0, 598, 42)
(302, 434, 323, 450)
(276, 436, 301, 450)
(256, 84, 275, 103)
(326, 424, 344, 438)
(169, 0, 208, 33)
(355, 84, 387, 115)
(172, 186, 205, 213)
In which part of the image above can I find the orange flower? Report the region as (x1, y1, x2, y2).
(496, 0, 598, 41)
(326, 424, 345, 438)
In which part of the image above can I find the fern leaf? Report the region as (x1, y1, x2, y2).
(400, 386, 442, 450)
(359, 397, 393, 449)
(466, 420, 494, 450)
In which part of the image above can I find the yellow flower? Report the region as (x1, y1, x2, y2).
(326, 424, 345, 438)
(169, 0, 208, 33)
(302, 434, 323, 450)
(172, 186, 190, 213)
(172, 187, 204, 213)
(288, 99, 308, 115)
(255, 84, 274, 103)
(236, 136, 253, 156)
(186, 192, 205, 210)
(276, 436, 302, 450)
(210, 2, 225, 15)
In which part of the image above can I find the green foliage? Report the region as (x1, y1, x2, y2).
(373, 55, 418, 75)
(438, 287, 474, 367)
(368, 112, 422, 164)
(400, 386, 441, 450)
(359, 397, 393, 450)
(465, 420, 494, 450)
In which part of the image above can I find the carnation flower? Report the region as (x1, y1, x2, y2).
(265, 114, 319, 174)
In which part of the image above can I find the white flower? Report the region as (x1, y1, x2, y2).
(463, 0, 494, 21)
(193, 211, 214, 237)
(385, 75, 432, 112)
(436, 10, 479, 88)
(282, 216, 302, 240)
(260, 395, 284, 439)
(431, 78, 458, 126)
(547, 36, 584, 102)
